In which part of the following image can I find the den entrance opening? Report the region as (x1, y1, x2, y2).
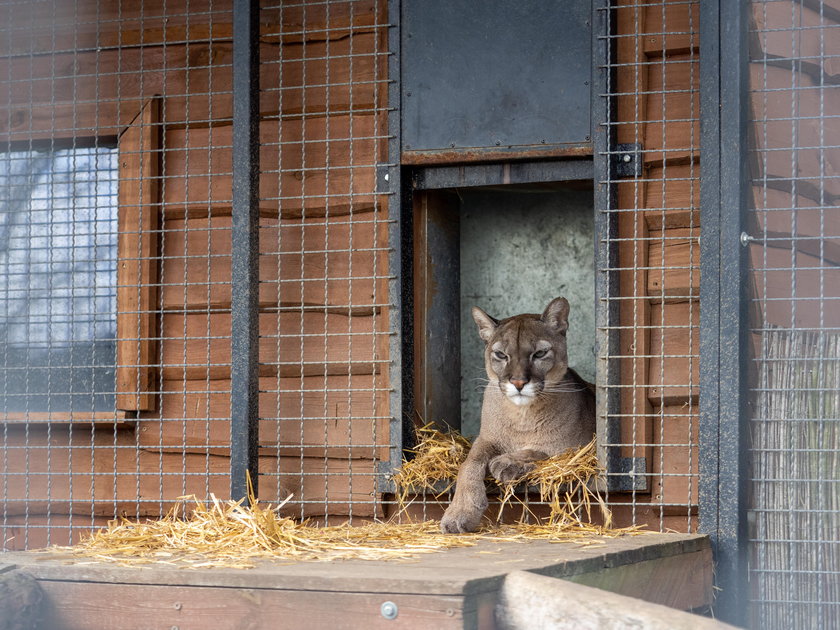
(458, 186, 596, 437)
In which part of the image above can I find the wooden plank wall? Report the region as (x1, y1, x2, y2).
(0, 0, 391, 549)
(611, 0, 700, 531)
(748, 1, 840, 330)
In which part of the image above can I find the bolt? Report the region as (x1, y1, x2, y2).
(446, 608, 456, 617)
(174, 602, 182, 611)
(740, 231, 754, 247)
(381, 601, 398, 620)
(495, 140, 501, 146)
(450, 142, 455, 148)
(406, 91, 412, 97)
(383, 173, 389, 182)
(622, 154, 632, 163)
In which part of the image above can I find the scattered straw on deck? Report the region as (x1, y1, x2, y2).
(46, 429, 640, 569)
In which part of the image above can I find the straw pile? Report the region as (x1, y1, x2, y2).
(46, 428, 636, 569)
(497, 437, 611, 529)
(392, 425, 610, 529)
(390, 422, 472, 507)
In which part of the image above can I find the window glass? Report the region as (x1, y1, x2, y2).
(0, 147, 118, 413)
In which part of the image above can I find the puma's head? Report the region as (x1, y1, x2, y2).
(472, 297, 570, 407)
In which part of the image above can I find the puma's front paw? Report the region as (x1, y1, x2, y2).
(440, 504, 484, 534)
(440, 491, 488, 534)
(489, 454, 535, 485)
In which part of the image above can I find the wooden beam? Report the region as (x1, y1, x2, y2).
(116, 98, 161, 411)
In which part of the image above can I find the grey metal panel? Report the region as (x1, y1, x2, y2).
(401, 0, 592, 157)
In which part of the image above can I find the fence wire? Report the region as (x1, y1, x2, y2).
(0, 0, 392, 550)
(1, 0, 240, 549)
(598, 0, 701, 532)
(747, 1, 840, 627)
(257, 0, 392, 523)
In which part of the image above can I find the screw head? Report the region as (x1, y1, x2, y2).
(622, 154, 632, 163)
(381, 601, 398, 620)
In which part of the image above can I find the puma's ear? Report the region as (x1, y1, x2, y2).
(541, 297, 569, 335)
(472, 306, 499, 343)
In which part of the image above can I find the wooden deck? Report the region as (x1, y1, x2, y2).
(1, 532, 714, 629)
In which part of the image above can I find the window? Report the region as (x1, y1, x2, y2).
(0, 145, 118, 414)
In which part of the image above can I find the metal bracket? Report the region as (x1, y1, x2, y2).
(612, 143, 643, 178)
(376, 459, 398, 494)
(608, 456, 648, 492)
(376, 164, 392, 193)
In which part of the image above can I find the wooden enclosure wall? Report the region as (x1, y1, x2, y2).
(0, 0, 390, 549)
(748, 0, 840, 331)
(610, 0, 701, 531)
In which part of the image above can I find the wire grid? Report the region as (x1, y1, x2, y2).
(0, 0, 236, 550)
(747, 0, 840, 626)
(598, 0, 700, 532)
(258, 0, 392, 523)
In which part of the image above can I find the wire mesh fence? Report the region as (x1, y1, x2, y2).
(0, 0, 239, 549)
(0, 0, 396, 550)
(747, 0, 840, 626)
(597, 0, 701, 532)
(256, 0, 392, 523)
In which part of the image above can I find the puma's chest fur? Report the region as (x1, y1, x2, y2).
(472, 297, 595, 454)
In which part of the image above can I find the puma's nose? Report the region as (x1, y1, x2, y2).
(510, 378, 528, 391)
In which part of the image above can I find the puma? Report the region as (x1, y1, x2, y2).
(440, 297, 596, 534)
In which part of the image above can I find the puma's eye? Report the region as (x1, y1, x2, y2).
(492, 350, 508, 361)
(533, 349, 549, 359)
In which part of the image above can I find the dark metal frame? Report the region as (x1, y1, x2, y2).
(699, 0, 750, 625)
(382, 0, 409, 490)
(385, 0, 624, 493)
(229, 0, 261, 502)
(592, 0, 622, 492)
(592, 0, 647, 494)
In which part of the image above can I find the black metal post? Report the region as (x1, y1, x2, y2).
(230, 0, 260, 502)
(699, 0, 750, 625)
(383, 0, 408, 490)
(592, 0, 620, 485)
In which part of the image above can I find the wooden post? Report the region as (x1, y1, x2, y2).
(116, 98, 161, 411)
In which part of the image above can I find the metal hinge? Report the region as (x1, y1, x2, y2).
(612, 143, 643, 178)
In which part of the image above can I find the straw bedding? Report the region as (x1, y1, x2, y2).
(47, 426, 639, 568)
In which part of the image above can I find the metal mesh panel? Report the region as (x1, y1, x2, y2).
(257, 0, 392, 523)
(747, 0, 840, 626)
(0, 0, 236, 549)
(598, 0, 700, 531)
(0, 0, 394, 550)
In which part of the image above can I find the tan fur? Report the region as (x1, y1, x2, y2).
(440, 297, 595, 534)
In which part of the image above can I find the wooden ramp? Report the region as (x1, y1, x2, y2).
(1, 533, 718, 629)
